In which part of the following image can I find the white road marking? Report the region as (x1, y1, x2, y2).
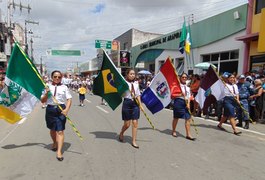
(0, 124, 19, 144)
(18, 118, 27, 124)
(85, 99, 91, 103)
(96, 106, 109, 114)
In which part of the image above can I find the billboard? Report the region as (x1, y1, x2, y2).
(120, 50, 130, 67)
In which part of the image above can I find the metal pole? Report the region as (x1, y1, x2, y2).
(40, 57, 42, 75)
(30, 37, 33, 61)
(24, 20, 39, 55)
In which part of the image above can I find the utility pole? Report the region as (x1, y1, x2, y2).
(7, 0, 31, 34)
(29, 35, 41, 63)
(40, 56, 43, 75)
(25, 20, 39, 55)
(7, 0, 31, 56)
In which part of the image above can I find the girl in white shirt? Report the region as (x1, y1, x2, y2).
(119, 69, 143, 148)
(171, 73, 195, 141)
(41, 70, 72, 161)
(217, 73, 241, 135)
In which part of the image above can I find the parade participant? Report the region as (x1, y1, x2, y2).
(171, 73, 195, 141)
(119, 69, 143, 148)
(217, 73, 242, 135)
(236, 75, 252, 129)
(41, 70, 72, 161)
(78, 84, 87, 106)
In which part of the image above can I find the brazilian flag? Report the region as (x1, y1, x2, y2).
(93, 50, 129, 110)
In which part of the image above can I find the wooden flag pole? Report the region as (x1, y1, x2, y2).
(131, 89, 155, 129)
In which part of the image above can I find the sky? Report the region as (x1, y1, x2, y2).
(0, 0, 248, 73)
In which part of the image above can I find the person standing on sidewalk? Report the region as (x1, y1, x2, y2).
(41, 70, 72, 161)
(119, 69, 143, 148)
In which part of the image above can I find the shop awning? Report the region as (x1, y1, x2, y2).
(235, 32, 259, 42)
(135, 49, 163, 66)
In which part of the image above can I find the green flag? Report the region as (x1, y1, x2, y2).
(179, 20, 187, 54)
(93, 50, 129, 110)
(0, 43, 45, 124)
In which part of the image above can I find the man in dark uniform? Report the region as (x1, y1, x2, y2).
(237, 75, 252, 129)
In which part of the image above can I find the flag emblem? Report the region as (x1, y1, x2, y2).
(0, 82, 22, 107)
(156, 81, 169, 99)
(204, 88, 211, 97)
(102, 69, 118, 94)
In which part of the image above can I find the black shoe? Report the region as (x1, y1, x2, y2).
(56, 157, 64, 161)
(217, 125, 225, 131)
(244, 121, 249, 129)
(118, 135, 124, 142)
(131, 144, 139, 149)
(234, 131, 242, 136)
(51, 148, 57, 152)
(186, 136, 196, 141)
(236, 123, 243, 127)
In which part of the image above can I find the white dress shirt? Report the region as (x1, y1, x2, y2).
(224, 83, 239, 97)
(123, 81, 141, 99)
(44, 83, 72, 105)
(177, 83, 191, 100)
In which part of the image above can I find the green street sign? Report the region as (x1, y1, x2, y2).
(95, 40, 112, 49)
(50, 50, 81, 56)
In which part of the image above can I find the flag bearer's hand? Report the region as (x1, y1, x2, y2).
(61, 109, 68, 116)
(44, 86, 50, 95)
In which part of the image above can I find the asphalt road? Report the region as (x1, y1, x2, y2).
(1, 92, 265, 180)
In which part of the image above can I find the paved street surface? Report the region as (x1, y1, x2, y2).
(1, 92, 265, 180)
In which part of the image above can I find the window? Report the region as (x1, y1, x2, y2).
(202, 55, 210, 62)
(211, 53, 219, 61)
(230, 51, 239, 59)
(149, 64, 155, 72)
(200, 50, 239, 74)
(220, 52, 229, 60)
(255, 0, 265, 14)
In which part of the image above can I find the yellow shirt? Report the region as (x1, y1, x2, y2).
(78, 87, 87, 95)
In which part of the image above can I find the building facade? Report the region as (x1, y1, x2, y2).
(236, 0, 265, 74)
(131, 4, 248, 75)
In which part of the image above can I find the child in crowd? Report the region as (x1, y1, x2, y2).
(78, 84, 87, 106)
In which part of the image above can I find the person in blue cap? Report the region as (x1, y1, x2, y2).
(236, 74, 252, 129)
(217, 73, 242, 135)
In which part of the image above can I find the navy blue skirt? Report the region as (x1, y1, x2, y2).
(223, 96, 237, 118)
(45, 104, 66, 131)
(79, 94, 85, 101)
(122, 98, 140, 121)
(173, 98, 191, 120)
